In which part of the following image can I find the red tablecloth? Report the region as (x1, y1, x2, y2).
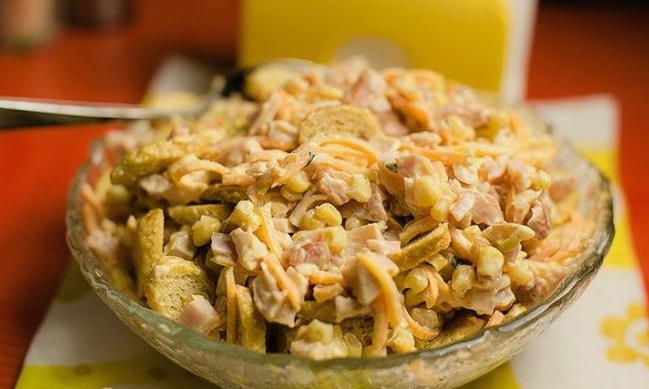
(0, 4, 647, 388)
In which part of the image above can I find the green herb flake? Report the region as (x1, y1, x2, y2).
(385, 162, 398, 173)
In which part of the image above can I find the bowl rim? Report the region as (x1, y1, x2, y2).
(65, 128, 615, 371)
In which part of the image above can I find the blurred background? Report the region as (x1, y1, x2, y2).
(0, 1, 648, 388)
(0, 0, 646, 103)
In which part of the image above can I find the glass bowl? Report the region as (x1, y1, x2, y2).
(66, 117, 614, 389)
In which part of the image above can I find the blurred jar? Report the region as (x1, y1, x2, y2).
(0, 0, 57, 50)
(58, 0, 132, 29)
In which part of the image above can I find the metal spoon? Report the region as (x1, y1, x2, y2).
(0, 78, 223, 129)
(0, 58, 313, 130)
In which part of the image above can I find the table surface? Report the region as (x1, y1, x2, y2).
(0, 4, 648, 388)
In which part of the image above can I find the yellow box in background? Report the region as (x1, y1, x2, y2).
(240, 0, 536, 102)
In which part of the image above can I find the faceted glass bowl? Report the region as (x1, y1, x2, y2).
(66, 118, 614, 389)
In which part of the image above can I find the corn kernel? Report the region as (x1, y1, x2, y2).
(388, 326, 416, 353)
(430, 196, 452, 222)
(229, 200, 261, 231)
(285, 171, 311, 193)
(317, 85, 344, 100)
(507, 260, 534, 287)
(344, 216, 364, 230)
(434, 93, 449, 106)
(404, 289, 425, 307)
(410, 176, 442, 208)
(447, 116, 475, 142)
(463, 225, 482, 242)
(410, 307, 440, 329)
(402, 267, 428, 294)
(476, 246, 504, 278)
(300, 209, 326, 230)
(191, 215, 221, 246)
(480, 112, 510, 139)
(347, 174, 371, 203)
(280, 186, 303, 202)
(533, 170, 552, 190)
(270, 200, 291, 217)
(303, 319, 334, 342)
(451, 264, 475, 297)
(314, 203, 342, 226)
(322, 226, 347, 254)
(482, 224, 535, 253)
(489, 112, 510, 130)
(505, 303, 527, 321)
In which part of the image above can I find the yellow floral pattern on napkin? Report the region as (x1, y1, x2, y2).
(601, 303, 649, 367)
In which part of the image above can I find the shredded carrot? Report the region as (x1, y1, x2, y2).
(400, 143, 466, 165)
(221, 173, 256, 187)
(403, 307, 439, 340)
(313, 154, 368, 174)
(255, 204, 281, 256)
(358, 251, 402, 326)
(469, 143, 510, 158)
(388, 93, 431, 129)
(309, 269, 344, 285)
(318, 145, 370, 166)
(318, 138, 378, 164)
(313, 283, 344, 303)
(169, 158, 229, 182)
(246, 149, 289, 163)
(264, 255, 301, 309)
(288, 189, 327, 227)
(275, 146, 312, 185)
(369, 295, 389, 351)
